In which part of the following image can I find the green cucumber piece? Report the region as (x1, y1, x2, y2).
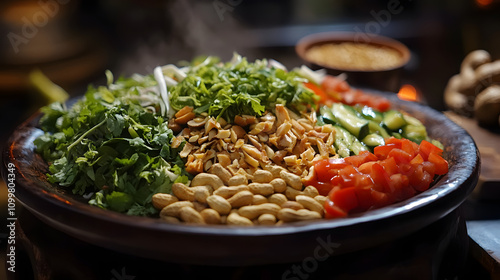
(359, 106, 384, 123)
(368, 121, 391, 139)
(333, 126, 367, 156)
(320, 106, 338, 125)
(383, 110, 407, 130)
(331, 103, 369, 139)
(402, 124, 428, 143)
(362, 133, 385, 147)
(333, 126, 351, 158)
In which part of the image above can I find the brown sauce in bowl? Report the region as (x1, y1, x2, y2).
(305, 42, 403, 71)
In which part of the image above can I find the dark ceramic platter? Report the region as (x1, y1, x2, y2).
(2, 92, 479, 266)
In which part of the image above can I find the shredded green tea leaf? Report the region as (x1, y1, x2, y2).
(169, 54, 318, 121)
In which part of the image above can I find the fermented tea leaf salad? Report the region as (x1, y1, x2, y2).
(34, 53, 448, 222)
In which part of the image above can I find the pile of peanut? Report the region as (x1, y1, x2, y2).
(153, 104, 338, 225)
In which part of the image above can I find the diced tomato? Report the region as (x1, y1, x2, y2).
(374, 144, 395, 159)
(385, 137, 403, 147)
(358, 161, 376, 174)
(409, 165, 433, 192)
(344, 151, 378, 168)
(371, 190, 390, 208)
(369, 163, 391, 192)
(328, 187, 359, 212)
(380, 156, 398, 176)
(324, 199, 348, 219)
(388, 148, 413, 164)
(310, 181, 333, 196)
(355, 186, 375, 211)
(421, 160, 436, 175)
(401, 138, 418, 157)
(418, 140, 443, 160)
(311, 138, 449, 220)
(410, 153, 424, 166)
(428, 152, 449, 175)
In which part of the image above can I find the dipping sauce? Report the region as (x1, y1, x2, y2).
(305, 42, 403, 71)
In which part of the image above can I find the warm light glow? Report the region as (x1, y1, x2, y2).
(476, 0, 493, 7)
(398, 84, 419, 102)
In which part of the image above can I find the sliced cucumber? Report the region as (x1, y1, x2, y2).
(331, 103, 369, 139)
(320, 105, 338, 125)
(333, 126, 367, 157)
(362, 133, 385, 147)
(368, 120, 391, 139)
(358, 106, 384, 123)
(402, 124, 428, 143)
(383, 110, 407, 130)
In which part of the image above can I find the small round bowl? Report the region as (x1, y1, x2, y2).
(295, 32, 411, 92)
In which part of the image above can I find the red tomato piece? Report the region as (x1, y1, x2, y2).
(380, 156, 398, 176)
(344, 151, 378, 168)
(419, 140, 443, 160)
(369, 163, 391, 192)
(388, 148, 414, 164)
(409, 165, 433, 192)
(428, 152, 449, 175)
(401, 138, 418, 157)
(374, 144, 396, 160)
(324, 199, 348, 219)
(329, 187, 359, 212)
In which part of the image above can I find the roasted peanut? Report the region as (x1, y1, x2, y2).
(206, 195, 232, 215)
(285, 187, 302, 200)
(227, 212, 254, 226)
(213, 185, 249, 198)
(270, 178, 287, 193)
(193, 201, 207, 212)
(172, 182, 195, 201)
(252, 169, 274, 183)
(252, 194, 268, 205)
(281, 201, 305, 211)
(248, 183, 274, 196)
(296, 195, 324, 215)
(227, 190, 253, 208)
(191, 173, 224, 190)
(200, 208, 221, 224)
(228, 174, 247, 186)
(160, 201, 194, 218)
(303, 185, 319, 198)
(268, 193, 288, 206)
(280, 170, 303, 190)
(179, 207, 205, 224)
(193, 186, 211, 203)
(160, 216, 181, 223)
(258, 213, 277, 225)
(152, 193, 178, 210)
(209, 163, 232, 185)
(277, 208, 322, 222)
(238, 203, 281, 220)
